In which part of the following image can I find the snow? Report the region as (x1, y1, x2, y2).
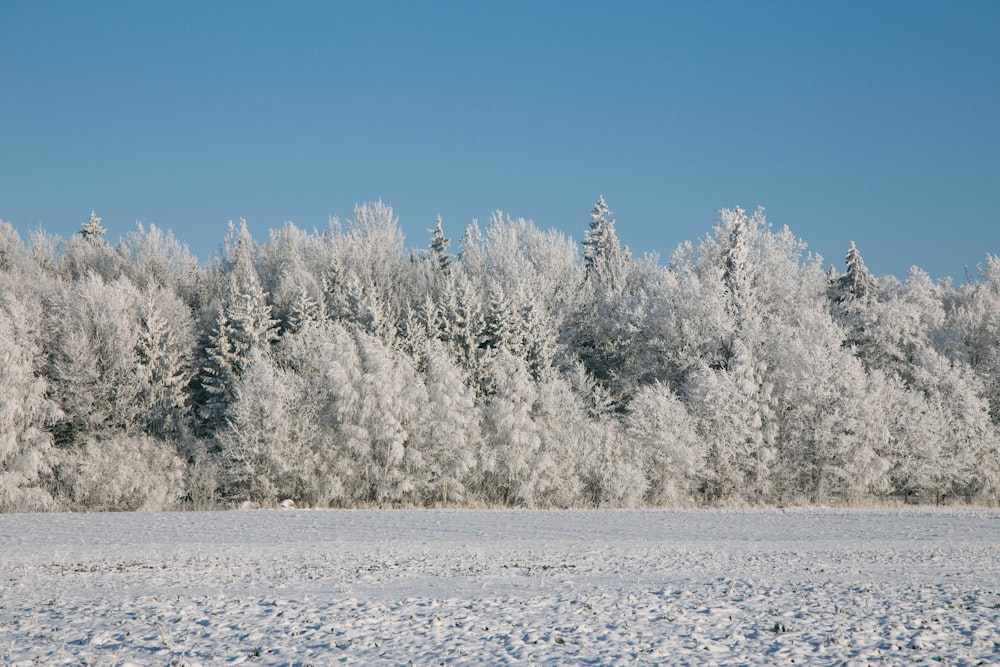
(1, 508, 998, 665)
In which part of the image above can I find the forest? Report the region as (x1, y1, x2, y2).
(1, 199, 999, 511)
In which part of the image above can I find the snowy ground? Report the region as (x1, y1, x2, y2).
(1, 508, 998, 666)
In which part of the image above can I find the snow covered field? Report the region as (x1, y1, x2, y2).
(1, 509, 998, 665)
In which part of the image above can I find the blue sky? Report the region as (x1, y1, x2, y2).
(1, 0, 998, 280)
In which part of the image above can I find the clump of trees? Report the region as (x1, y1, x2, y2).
(1, 202, 998, 511)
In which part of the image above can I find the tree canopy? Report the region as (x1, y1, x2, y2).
(0, 201, 997, 511)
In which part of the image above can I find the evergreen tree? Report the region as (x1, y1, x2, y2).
(582, 195, 630, 284)
(196, 221, 278, 434)
(79, 210, 107, 241)
(570, 198, 643, 398)
(134, 290, 196, 437)
(423, 215, 453, 275)
(837, 241, 879, 305)
(60, 210, 121, 280)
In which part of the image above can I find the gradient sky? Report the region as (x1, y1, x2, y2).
(2, 0, 998, 280)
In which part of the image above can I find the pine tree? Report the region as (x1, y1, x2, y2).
(79, 210, 107, 241)
(830, 241, 880, 354)
(438, 273, 487, 385)
(60, 211, 120, 280)
(134, 291, 195, 437)
(423, 215, 453, 275)
(285, 284, 325, 335)
(837, 241, 879, 305)
(582, 195, 630, 286)
(196, 222, 278, 434)
(481, 279, 519, 355)
(719, 206, 758, 336)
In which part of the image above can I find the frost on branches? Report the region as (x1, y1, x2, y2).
(0, 203, 997, 511)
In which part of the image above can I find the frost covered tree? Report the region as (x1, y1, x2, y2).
(582, 195, 631, 285)
(258, 319, 430, 507)
(60, 210, 121, 281)
(435, 271, 487, 382)
(44, 275, 147, 441)
(253, 221, 335, 334)
(957, 255, 1000, 425)
(678, 208, 776, 500)
(829, 241, 880, 354)
(685, 347, 773, 501)
(80, 210, 107, 241)
(841, 267, 999, 501)
(58, 431, 187, 511)
(721, 207, 755, 325)
(261, 320, 364, 506)
(0, 227, 63, 510)
(459, 213, 577, 394)
(836, 241, 879, 305)
(0, 220, 32, 274)
(765, 313, 892, 502)
(134, 289, 197, 437)
(413, 342, 480, 504)
(423, 215, 453, 275)
(321, 202, 412, 346)
(196, 221, 278, 434)
(0, 198, 996, 510)
(351, 330, 428, 504)
(0, 296, 63, 511)
(569, 198, 647, 399)
(478, 351, 547, 506)
(670, 206, 898, 503)
(529, 370, 616, 507)
(39, 271, 193, 510)
(558, 363, 624, 505)
(117, 222, 199, 296)
(217, 349, 317, 505)
(625, 383, 705, 504)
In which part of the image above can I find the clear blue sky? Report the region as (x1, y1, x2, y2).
(2, 0, 998, 280)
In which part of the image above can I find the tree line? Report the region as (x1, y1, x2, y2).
(1, 199, 998, 511)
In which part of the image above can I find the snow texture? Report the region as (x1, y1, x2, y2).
(1, 508, 998, 665)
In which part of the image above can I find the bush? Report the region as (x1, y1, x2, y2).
(56, 434, 186, 511)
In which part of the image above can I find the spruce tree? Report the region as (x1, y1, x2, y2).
(837, 241, 879, 305)
(582, 195, 630, 286)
